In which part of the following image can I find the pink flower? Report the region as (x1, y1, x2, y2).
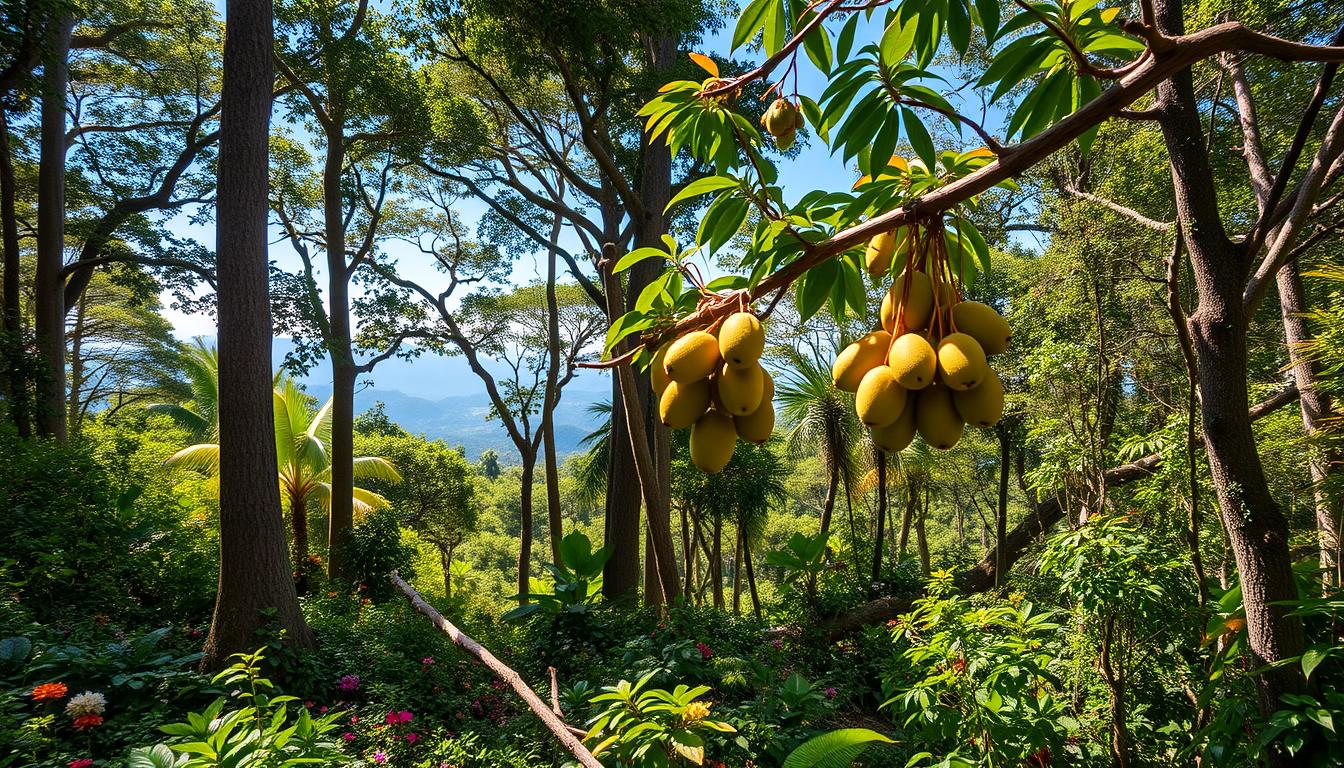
(398, 710, 414, 723)
(824, 687, 838, 699)
(421, 657, 434, 665)
(385, 711, 399, 725)
(405, 732, 419, 743)
(771, 638, 783, 649)
(338, 675, 360, 693)
(373, 751, 387, 763)
(696, 642, 713, 660)
(68, 760, 94, 768)
(350, 715, 360, 724)
(320, 706, 329, 713)
(342, 732, 356, 742)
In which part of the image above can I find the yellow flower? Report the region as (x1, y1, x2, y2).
(683, 701, 711, 723)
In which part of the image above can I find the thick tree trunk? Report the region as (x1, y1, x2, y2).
(1277, 258, 1341, 585)
(34, 15, 73, 441)
(323, 127, 356, 581)
(1154, 0, 1303, 718)
(518, 454, 536, 601)
(205, 0, 312, 668)
(0, 113, 28, 437)
(604, 376, 643, 600)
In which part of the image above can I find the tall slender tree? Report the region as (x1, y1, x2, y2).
(203, 0, 311, 668)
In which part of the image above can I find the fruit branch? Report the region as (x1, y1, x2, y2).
(702, 0, 852, 99)
(390, 573, 603, 768)
(639, 21, 1344, 353)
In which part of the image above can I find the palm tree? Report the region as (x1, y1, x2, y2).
(166, 376, 402, 570)
(146, 339, 220, 441)
(776, 353, 859, 543)
(573, 400, 612, 509)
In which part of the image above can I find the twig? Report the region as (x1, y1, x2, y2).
(390, 573, 603, 768)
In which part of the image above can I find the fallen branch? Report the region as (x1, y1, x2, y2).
(390, 573, 603, 768)
(821, 382, 1300, 640)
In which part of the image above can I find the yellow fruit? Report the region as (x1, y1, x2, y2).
(880, 271, 933, 333)
(831, 331, 891, 392)
(775, 126, 797, 150)
(761, 368, 775, 404)
(886, 332, 937, 390)
(719, 312, 765, 369)
(664, 331, 720, 383)
(762, 98, 800, 138)
(871, 402, 916, 453)
(915, 385, 965, 450)
(717, 362, 764, 416)
(937, 332, 988, 390)
(659, 379, 710, 428)
(865, 230, 896, 276)
(951, 300, 1012, 356)
(953, 370, 1004, 428)
(690, 409, 737, 473)
(855, 365, 908, 428)
(735, 400, 775, 444)
(650, 343, 671, 396)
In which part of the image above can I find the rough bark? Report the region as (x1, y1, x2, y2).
(0, 112, 28, 436)
(323, 124, 357, 581)
(1277, 258, 1341, 586)
(204, 0, 312, 668)
(1154, 0, 1304, 717)
(34, 15, 73, 441)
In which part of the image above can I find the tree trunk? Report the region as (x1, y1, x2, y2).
(819, 467, 839, 541)
(604, 376, 643, 601)
(1154, 0, 1303, 718)
(518, 453, 536, 601)
(743, 535, 761, 620)
(872, 450, 887, 582)
(542, 216, 565, 563)
(323, 126, 357, 581)
(448, 543, 459, 605)
(645, 526, 663, 606)
(915, 509, 930, 576)
(898, 476, 916, 558)
(204, 0, 312, 668)
(290, 494, 308, 571)
(1099, 616, 1131, 768)
(66, 292, 84, 435)
(711, 511, 724, 609)
(1277, 258, 1341, 586)
(732, 527, 742, 615)
(0, 113, 28, 437)
(34, 15, 73, 441)
(996, 423, 1010, 587)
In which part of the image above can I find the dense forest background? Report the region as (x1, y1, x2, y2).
(2, 0, 1344, 766)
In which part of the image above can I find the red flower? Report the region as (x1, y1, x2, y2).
(73, 714, 104, 730)
(68, 760, 94, 768)
(32, 682, 68, 701)
(696, 642, 713, 660)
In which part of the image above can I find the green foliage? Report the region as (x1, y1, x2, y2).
(339, 509, 416, 601)
(503, 531, 611, 621)
(781, 727, 895, 768)
(884, 572, 1069, 766)
(584, 672, 737, 767)
(129, 649, 350, 767)
(764, 531, 829, 594)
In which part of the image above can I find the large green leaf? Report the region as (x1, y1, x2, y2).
(782, 728, 895, 768)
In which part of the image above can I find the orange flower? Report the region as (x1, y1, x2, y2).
(31, 682, 68, 701)
(72, 714, 103, 730)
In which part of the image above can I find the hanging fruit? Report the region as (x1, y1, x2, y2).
(834, 221, 1009, 452)
(649, 311, 775, 474)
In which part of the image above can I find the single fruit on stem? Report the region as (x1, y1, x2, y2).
(691, 409, 737, 474)
(855, 365, 908, 428)
(936, 332, 988, 390)
(659, 378, 711, 428)
(887, 332, 938, 389)
(719, 312, 765, 369)
(664, 331, 721, 383)
(915, 385, 964, 450)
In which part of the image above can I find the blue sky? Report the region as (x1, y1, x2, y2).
(161, 9, 1026, 398)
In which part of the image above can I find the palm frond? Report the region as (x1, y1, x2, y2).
(164, 443, 221, 474)
(351, 456, 402, 484)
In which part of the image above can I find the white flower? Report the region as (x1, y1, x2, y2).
(65, 691, 106, 717)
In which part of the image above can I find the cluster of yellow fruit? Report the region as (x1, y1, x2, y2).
(761, 97, 803, 150)
(831, 227, 1010, 453)
(651, 312, 776, 474)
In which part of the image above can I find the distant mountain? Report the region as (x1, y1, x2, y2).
(302, 382, 610, 463)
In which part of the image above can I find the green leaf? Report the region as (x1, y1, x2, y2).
(802, 11, 833, 74)
(603, 310, 651, 357)
(901, 107, 936, 169)
(732, 0, 777, 51)
(797, 260, 837, 322)
(613, 247, 668, 274)
(947, 0, 971, 55)
(880, 14, 917, 68)
(783, 728, 896, 768)
(837, 11, 860, 62)
(1302, 646, 1330, 680)
(763, 0, 786, 55)
(975, 0, 1001, 42)
(666, 175, 740, 212)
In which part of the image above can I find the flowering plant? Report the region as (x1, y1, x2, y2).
(585, 672, 736, 766)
